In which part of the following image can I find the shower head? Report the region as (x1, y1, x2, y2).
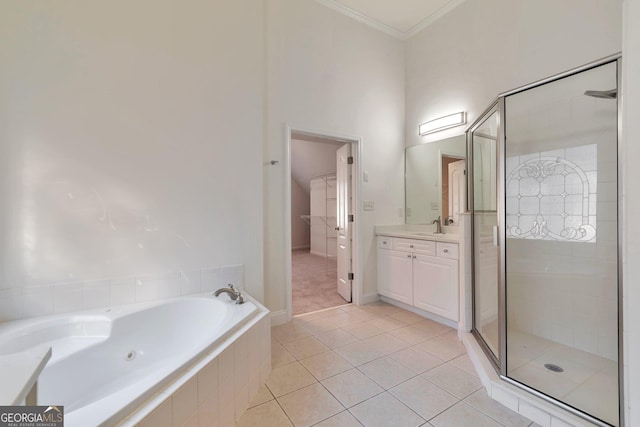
(584, 89, 617, 99)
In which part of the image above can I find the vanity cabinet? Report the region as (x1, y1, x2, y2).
(377, 236, 459, 322)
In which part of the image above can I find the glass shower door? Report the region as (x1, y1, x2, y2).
(470, 108, 500, 360)
(504, 61, 619, 426)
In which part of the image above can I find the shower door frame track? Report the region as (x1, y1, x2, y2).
(468, 52, 624, 427)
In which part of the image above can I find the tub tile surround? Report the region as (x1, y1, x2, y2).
(122, 305, 271, 427)
(238, 302, 538, 427)
(0, 264, 243, 322)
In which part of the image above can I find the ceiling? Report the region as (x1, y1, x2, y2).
(315, 0, 466, 40)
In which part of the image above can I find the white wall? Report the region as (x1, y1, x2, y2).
(290, 177, 310, 250)
(0, 0, 265, 316)
(622, 0, 640, 423)
(405, 0, 622, 147)
(264, 0, 405, 316)
(290, 138, 338, 193)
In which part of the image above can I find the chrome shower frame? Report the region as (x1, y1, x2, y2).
(467, 53, 623, 427)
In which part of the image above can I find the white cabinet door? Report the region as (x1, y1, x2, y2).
(413, 254, 459, 321)
(377, 249, 413, 305)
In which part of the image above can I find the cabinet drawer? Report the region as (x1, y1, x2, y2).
(377, 236, 392, 249)
(436, 242, 459, 260)
(393, 238, 436, 255)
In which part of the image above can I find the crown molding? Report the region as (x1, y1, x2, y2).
(404, 0, 467, 40)
(314, 0, 467, 41)
(314, 0, 406, 39)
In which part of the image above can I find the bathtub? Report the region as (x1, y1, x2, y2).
(0, 293, 269, 426)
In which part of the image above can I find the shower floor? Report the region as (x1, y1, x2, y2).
(507, 329, 618, 426)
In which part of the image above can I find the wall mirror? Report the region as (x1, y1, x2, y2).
(405, 134, 466, 225)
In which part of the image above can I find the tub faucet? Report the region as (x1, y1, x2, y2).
(214, 284, 244, 304)
(432, 216, 443, 234)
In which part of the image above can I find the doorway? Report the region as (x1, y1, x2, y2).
(288, 130, 356, 316)
(440, 154, 466, 225)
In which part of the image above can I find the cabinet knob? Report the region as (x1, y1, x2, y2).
(412, 255, 417, 259)
(407, 254, 411, 258)
(410, 244, 414, 248)
(443, 249, 449, 253)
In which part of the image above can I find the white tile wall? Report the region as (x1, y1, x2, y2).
(157, 272, 181, 299)
(180, 270, 201, 296)
(135, 275, 159, 303)
(0, 265, 244, 322)
(54, 283, 84, 314)
(121, 313, 270, 427)
(200, 268, 220, 293)
(220, 265, 243, 291)
(83, 280, 111, 309)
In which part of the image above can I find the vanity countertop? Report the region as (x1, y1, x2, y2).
(376, 225, 460, 243)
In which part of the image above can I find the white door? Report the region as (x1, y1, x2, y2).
(448, 160, 466, 225)
(336, 143, 352, 302)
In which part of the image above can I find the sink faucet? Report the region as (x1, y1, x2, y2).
(214, 284, 244, 304)
(432, 216, 442, 234)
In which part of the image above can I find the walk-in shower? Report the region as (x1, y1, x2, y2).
(468, 55, 621, 427)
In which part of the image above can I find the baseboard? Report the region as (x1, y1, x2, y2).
(361, 292, 381, 305)
(292, 246, 310, 251)
(309, 250, 328, 257)
(270, 309, 290, 326)
(380, 296, 457, 329)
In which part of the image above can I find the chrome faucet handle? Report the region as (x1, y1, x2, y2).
(236, 292, 244, 305)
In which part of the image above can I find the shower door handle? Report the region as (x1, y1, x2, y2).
(493, 225, 499, 247)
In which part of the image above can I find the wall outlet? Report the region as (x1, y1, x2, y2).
(363, 200, 374, 211)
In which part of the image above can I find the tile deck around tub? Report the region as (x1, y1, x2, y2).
(237, 302, 539, 427)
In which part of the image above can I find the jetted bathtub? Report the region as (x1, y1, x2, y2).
(0, 293, 262, 426)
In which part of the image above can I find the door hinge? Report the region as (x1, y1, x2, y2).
(348, 214, 354, 222)
(347, 156, 354, 165)
(348, 272, 354, 280)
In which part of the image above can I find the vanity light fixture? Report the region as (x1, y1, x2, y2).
(419, 112, 467, 136)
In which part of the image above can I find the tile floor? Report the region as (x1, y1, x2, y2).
(292, 250, 347, 315)
(237, 302, 538, 427)
(479, 320, 619, 425)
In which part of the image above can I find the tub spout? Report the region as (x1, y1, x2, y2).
(214, 284, 244, 304)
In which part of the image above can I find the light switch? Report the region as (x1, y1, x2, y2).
(363, 201, 374, 211)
